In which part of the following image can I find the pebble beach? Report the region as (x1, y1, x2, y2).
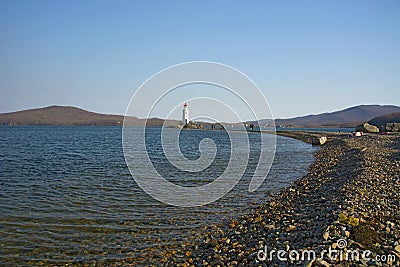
(161, 132, 400, 267)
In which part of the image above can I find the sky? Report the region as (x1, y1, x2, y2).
(0, 0, 399, 120)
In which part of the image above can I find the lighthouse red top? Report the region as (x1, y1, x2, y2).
(184, 102, 188, 107)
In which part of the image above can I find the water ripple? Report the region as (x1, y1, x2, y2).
(0, 126, 316, 264)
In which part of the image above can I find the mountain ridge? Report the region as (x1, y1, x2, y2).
(1, 104, 400, 127)
(0, 105, 171, 126)
(368, 112, 400, 127)
(272, 105, 400, 127)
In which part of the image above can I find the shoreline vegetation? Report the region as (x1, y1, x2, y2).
(137, 131, 399, 267)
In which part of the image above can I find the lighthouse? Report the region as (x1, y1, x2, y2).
(182, 102, 189, 125)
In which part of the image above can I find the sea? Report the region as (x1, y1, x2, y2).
(0, 126, 319, 264)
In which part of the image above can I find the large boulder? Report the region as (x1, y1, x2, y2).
(385, 123, 400, 132)
(355, 123, 379, 133)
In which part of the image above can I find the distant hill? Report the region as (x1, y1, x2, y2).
(2, 104, 400, 127)
(272, 105, 400, 127)
(0, 106, 169, 126)
(368, 112, 400, 127)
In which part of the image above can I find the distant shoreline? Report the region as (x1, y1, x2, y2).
(1, 104, 399, 128)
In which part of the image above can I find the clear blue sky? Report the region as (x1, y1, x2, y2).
(1, 0, 399, 119)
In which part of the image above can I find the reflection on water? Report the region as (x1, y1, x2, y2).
(0, 126, 316, 264)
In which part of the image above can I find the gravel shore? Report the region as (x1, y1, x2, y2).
(164, 132, 400, 267)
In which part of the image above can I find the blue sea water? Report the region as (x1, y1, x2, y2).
(275, 127, 354, 132)
(0, 126, 317, 264)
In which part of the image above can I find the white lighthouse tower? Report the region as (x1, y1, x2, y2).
(182, 102, 189, 125)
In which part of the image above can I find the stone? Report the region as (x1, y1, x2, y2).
(356, 123, 379, 133)
(305, 259, 315, 267)
(312, 136, 327, 145)
(265, 224, 275, 230)
(323, 231, 330, 241)
(317, 259, 331, 267)
(385, 122, 400, 132)
(285, 225, 296, 232)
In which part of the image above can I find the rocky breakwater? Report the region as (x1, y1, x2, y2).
(165, 134, 399, 266)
